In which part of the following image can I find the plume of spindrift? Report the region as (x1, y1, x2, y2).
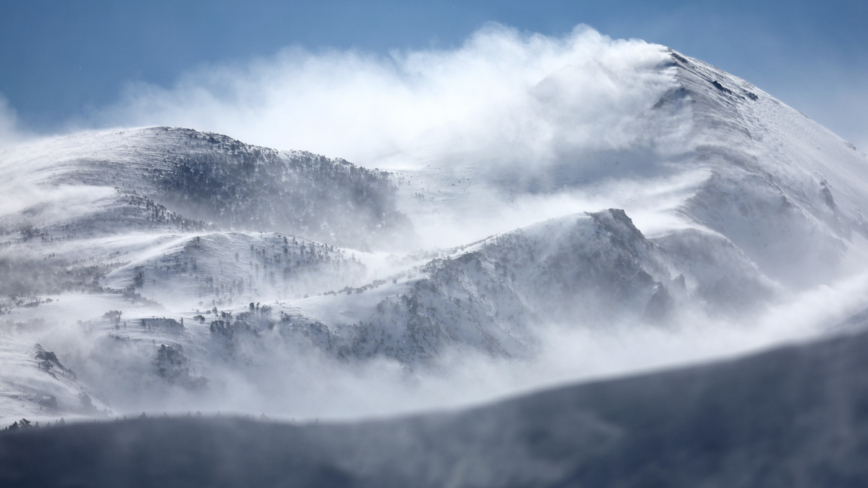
(1, 25, 868, 424)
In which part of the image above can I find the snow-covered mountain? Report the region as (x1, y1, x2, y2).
(2, 47, 868, 421)
(394, 49, 868, 287)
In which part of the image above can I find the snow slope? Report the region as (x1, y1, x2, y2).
(2, 47, 868, 420)
(392, 49, 868, 289)
(0, 127, 414, 250)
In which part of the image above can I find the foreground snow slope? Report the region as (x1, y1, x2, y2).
(3, 325, 868, 487)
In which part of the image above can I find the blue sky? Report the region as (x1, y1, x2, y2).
(1, 0, 866, 149)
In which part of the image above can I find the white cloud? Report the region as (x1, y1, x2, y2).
(97, 24, 679, 172)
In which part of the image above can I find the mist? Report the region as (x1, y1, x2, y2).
(4, 262, 861, 423)
(95, 24, 679, 170)
(82, 24, 699, 251)
(0, 95, 29, 150)
(3, 21, 868, 431)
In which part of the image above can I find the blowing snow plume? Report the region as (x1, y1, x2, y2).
(97, 25, 682, 173)
(2, 24, 868, 428)
(0, 95, 29, 150)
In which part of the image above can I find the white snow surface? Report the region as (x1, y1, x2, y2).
(2, 48, 868, 422)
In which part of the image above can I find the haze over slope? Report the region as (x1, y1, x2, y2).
(2, 26, 868, 422)
(4, 324, 868, 488)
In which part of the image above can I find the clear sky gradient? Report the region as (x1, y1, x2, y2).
(1, 0, 866, 149)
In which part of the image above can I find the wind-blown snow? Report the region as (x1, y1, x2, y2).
(96, 25, 679, 170)
(2, 25, 868, 423)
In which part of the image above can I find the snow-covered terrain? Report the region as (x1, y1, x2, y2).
(2, 44, 868, 423)
(5, 324, 868, 487)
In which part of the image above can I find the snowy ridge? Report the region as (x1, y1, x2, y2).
(0, 127, 414, 250)
(194, 209, 774, 366)
(668, 51, 868, 287)
(2, 46, 868, 420)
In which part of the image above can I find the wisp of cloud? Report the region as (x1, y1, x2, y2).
(97, 24, 678, 171)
